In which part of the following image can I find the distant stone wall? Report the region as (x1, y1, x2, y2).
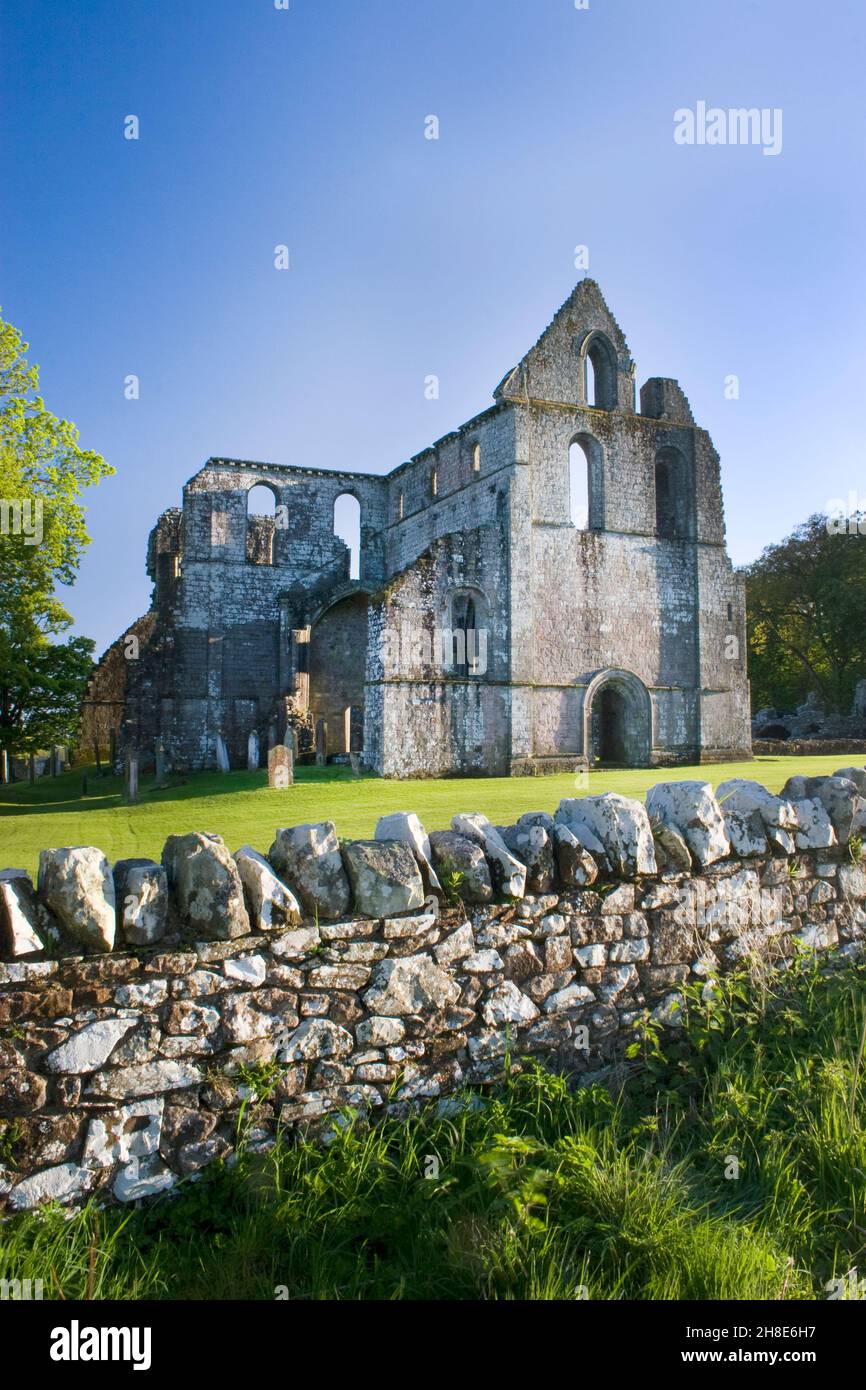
(2, 769, 865, 1213)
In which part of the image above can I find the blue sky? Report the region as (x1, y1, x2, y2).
(2, 0, 864, 656)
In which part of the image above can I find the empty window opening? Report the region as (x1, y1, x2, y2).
(654, 448, 686, 540)
(246, 484, 277, 565)
(333, 492, 361, 580)
(430, 467, 438, 498)
(569, 441, 590, 529)
(586, 354, 597, 408)
(471, 442, 481, 472)
(450, 591, 486, 677)
(247, 484, 276, 517)
(398, 491, 404, 520)
(727, 602, 734, 622)
(583, 334, 617, 410)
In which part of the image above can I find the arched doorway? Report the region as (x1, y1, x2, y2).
(308, 592, 368, 758)
(584, 669, 652, 766)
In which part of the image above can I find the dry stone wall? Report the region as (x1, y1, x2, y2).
(2, 771, 866, 1213)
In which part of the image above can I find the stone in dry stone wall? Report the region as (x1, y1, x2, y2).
(37, 848, 116, 952)
(234, 847, 301, 930)
(645, 781, 730, 867)
(114, 859, 169, 946)
(428, 831, 493, 903)
(0, 871, 58, 959)
(341, 841, 425, 917)
(268, 822, 351, 920)
(162, 833, 250, 941)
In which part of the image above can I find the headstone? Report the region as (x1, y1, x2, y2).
(155, 739, 168, 782)
(349, 752, 362, 776)
(247, 729, 260, 771)
(285, 726, 298, 757)
(215, 733, 230, 774)
(268, 745, 294, 788)
(124, 751, 139, 804)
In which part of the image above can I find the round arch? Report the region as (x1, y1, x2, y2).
(568, 430, 605, 530)
(583, 667, 653, 766)
(246, 482, 279, 565)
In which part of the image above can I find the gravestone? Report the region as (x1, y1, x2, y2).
(124, 751, 139, 804)
(155, 739, 168, 782)
(268, 745, 294, 788)
(215, 733, 230, 774)
(248, 729, 260, 771)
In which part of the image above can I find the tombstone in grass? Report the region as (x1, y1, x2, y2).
(155, 739, 168, 783)
(349, 752, 362, 776)
(285, 726, 298, 758)
(248, 729, 260, 772)
(268, 744, 294, 788)
(315, 719, 327, 767)
(215, 732, 231, 774)
(124, 749, 139, 804)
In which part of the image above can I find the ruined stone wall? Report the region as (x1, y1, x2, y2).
(2, 771, 865, 1213)
(507, 380, 749, 767)
(367, 516, 512, 777)
(115, 278, 751, 778)
(126, 461, 388, 770)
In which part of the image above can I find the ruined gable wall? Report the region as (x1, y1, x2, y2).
(506, 396, 748, 766)
(130, 461, 388, 770)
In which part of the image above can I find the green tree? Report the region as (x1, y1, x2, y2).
(0, 310, 113, 774)
(745, 513, 866, 713)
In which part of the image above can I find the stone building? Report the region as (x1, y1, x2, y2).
(113, 279, 751, 776)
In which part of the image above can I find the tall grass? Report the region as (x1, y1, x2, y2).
(1, 951, 863, 1300)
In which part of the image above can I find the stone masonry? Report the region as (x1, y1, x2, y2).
(2, 769, 864, 1211)
(98, 279, 750, 776)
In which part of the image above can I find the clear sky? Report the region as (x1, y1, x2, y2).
(2, 0, 864, 656)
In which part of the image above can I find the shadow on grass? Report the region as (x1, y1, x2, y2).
(0, 764, 381, 819)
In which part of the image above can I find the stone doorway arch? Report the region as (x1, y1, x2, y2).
(584, 668, 652, 766)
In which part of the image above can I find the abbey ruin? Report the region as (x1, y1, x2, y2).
(96, 279, 752, 776)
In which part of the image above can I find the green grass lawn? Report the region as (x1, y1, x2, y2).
(0, 754, 856, 878)
(2, 952, 864, 1300)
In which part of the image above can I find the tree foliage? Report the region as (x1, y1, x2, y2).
(0, 309, 113, 761)
(745, 513, 866, 713)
